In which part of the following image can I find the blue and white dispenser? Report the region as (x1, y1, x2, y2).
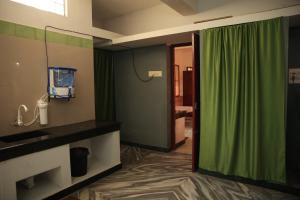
(48, 67, 77, 99)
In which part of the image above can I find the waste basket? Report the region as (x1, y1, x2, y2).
(70, 147, 89, 177)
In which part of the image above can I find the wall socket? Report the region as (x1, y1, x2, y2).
(148, 71, 162, 77)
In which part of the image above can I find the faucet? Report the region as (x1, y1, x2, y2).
(15, 105, 29, 126)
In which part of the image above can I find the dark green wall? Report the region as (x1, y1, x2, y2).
(114, 45, 170, 149)
(288, 27, 300, 67)
(287, 27, 300, 171)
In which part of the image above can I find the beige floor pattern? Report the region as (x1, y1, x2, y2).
(174, 137, 193, 154)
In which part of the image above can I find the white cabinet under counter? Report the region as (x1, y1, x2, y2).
(0, 121, 121, 200)
(0, 145, 71, 200)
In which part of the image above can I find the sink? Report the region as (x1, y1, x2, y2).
(0, 131, 49, 143)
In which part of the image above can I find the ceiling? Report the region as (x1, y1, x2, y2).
(92, 0, 162, 21)
(94, 32, 193, 51)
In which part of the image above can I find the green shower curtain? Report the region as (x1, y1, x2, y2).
(94, 49, 115, 121)
(199, 18, 286, 183)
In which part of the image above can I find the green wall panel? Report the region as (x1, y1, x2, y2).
(0, 20, 92, 48)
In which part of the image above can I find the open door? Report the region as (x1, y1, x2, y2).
(169, 33, 200, 171)
(169, 42, 192, 151)
(192, 32, 200, 172)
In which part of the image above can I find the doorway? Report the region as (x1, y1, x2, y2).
(169, 33, 200, 171)
(173, 44, 193, 154)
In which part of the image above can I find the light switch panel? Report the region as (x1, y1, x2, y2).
(148, 71, 162, 77)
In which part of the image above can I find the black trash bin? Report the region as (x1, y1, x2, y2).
(70, 147, 89, 177)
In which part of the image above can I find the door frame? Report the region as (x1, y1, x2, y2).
(191, 33, 200, 172)
(169, 35, 200, 171)
(169, 42, 192, 150)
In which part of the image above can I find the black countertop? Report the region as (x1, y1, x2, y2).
(0, 120, 120, 162)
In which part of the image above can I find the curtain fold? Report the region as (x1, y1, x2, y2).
(94, 48, 115, 121)
(199, 18, 286, 183)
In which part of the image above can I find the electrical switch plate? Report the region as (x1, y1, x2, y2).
(148, 71, 162, 77)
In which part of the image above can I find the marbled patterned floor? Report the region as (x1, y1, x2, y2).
(70, 145, 299, 200)
(174, 137, 192, 154)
